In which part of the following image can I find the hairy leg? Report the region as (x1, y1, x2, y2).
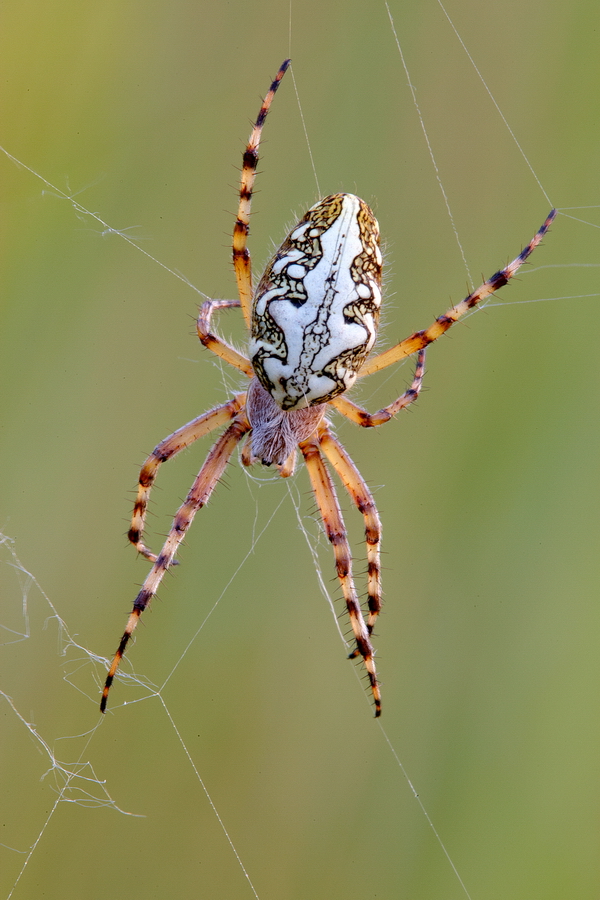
(233, 60, 290, 326)
(197, 299, 253, 375)
(129, 395, 246, 561)
(300, 434, 381, 716)
(318, 425, 382, 634)
(102, 413, 250, 712)
(332, 348, 425, 427)
(360, 210, 556, 377)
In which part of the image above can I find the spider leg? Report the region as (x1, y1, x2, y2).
(233, 59, 290, 328)
(102, 412, 250, 712)
(318, 424, 382, 635)
(299, 434, 381, 716)
(197, 298, 254, 376)
(359, 209, 556, 377)
(332, 348, 425, 427)
(129, 394, 246, 561)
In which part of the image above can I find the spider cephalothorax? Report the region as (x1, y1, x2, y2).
(101, 60, 555, 716)
(245, 378, 326, 466)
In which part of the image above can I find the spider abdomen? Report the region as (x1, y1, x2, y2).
(250, 193, 382, 411)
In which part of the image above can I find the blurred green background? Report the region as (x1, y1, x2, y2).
(1, 1, 599, 898)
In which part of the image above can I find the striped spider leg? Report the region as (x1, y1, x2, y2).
(101, 401, 250, 710)
(354, 207, 557, 380)
(298, 360, 425, 715)
(101, 62, 289, 713)
(319, 351, 425, 637)
(101, 58, 555, 716)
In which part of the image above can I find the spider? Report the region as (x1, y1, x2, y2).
(100, 59, 555, 716)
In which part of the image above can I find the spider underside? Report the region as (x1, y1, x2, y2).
(101, 60, 555, 715)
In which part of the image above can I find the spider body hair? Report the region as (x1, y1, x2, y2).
(246, 378, 326, 467)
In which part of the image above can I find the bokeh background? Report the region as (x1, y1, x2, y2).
(1, 1, 599, 898)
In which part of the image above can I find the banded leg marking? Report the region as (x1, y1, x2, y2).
(102, 413, 251, 712)
(197, 299, 254, 376)
(233, 59, 290, 327)
(318, 425, 382, 634)
(299, 435, 381, 716)
(128, 394, 245, 561)
(333, 348, 426, 427)
(360, 210, 557, 377)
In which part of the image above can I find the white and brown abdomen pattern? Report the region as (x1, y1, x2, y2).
(250, 193, 382, 411)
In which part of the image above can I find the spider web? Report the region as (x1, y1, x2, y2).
(1, 2, 599, 898)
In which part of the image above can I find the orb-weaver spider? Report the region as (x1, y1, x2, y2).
(101, 59, 555, 715)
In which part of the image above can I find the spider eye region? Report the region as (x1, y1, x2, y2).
(250, 193, 382, 411)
